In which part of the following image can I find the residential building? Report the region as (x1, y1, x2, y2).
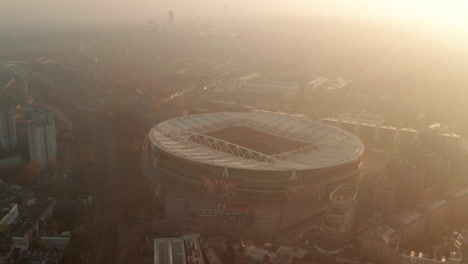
(0, 180, 31, 201)
(0, 105, 17, 151)
(0, 203, 18, 227)
(416, 198, 449, 236)
(360, 172, 397, 215)
(19, 249, 64, 264)
(318, 184, 359, 252)
(361, 185, 468, 264)
(31, 107, 55, 125)
(38, 231, 71, 250)
(401, 251, 462, 264)
(0, 155, 21, 170)
(27, 120, 56, 170)
(360, 210, 425, 264)
(12, 199, 57, 250)
(384, 158, 425, 209)
(443, 186, 468, 224)
(30, 107, 56, 145)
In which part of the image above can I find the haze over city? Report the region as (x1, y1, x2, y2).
(2, 0, 468, 32)
(1, 1, 468, 264)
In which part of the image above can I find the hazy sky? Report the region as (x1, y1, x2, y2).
(1, 0, 467, 32)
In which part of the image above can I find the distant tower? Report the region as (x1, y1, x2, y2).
(0, 105, 17, 151)
(168, 10, 175, 26)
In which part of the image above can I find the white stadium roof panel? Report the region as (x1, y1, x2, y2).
(149, 112, 364, 171)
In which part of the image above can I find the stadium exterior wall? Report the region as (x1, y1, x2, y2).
(150, 144, 362, 200)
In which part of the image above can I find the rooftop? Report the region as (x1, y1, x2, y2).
(12, 199, 56, 237)
(363, 172, 389, 183)
(402, 250, 460, 263)
(238, 73, 261, 82)
(244, 246, 292, 264)
(242, 79, 299, 88)
(275, 246, 307, 258)
(0, 181, 25, 197)
(366, 224, 399, 245)
(444, 186, 468, 199)
(330, 184, 359, 202)
(149, 112, 364, 171)
(0, 203, 16, 222)
(364, 209, 423, 245)
(418, 198, 447, 213)
(386, 210, 422, 230)
(307, 77, 328, 86)
(153, 233, 204, 264)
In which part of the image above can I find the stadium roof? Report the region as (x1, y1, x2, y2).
(149, 112, 364, 171)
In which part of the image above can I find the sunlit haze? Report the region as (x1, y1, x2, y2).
(1, 0, 468, 264)
(2, 0, 468, 33)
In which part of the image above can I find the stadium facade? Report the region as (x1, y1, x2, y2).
(148, 112, 364, 200)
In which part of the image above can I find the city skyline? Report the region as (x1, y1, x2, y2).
(1, 1, 468, 35)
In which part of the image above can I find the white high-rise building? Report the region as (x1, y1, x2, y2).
(30, 107, 56, 151)
(31, 107, 55, 126)
(27, 120, 56, 170)
(0, 105, 17, 151)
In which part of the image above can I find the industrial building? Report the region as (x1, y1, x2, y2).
(0, 105, 17, 151)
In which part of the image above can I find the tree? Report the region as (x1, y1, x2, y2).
(47, 158, 61, 172)
(0, 223, 10, 234)
(17, 160, 40, 186)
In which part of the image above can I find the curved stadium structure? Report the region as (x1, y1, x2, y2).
(148, 112, 365, 200)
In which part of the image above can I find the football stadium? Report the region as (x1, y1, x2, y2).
(148, 112, 364, 200)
